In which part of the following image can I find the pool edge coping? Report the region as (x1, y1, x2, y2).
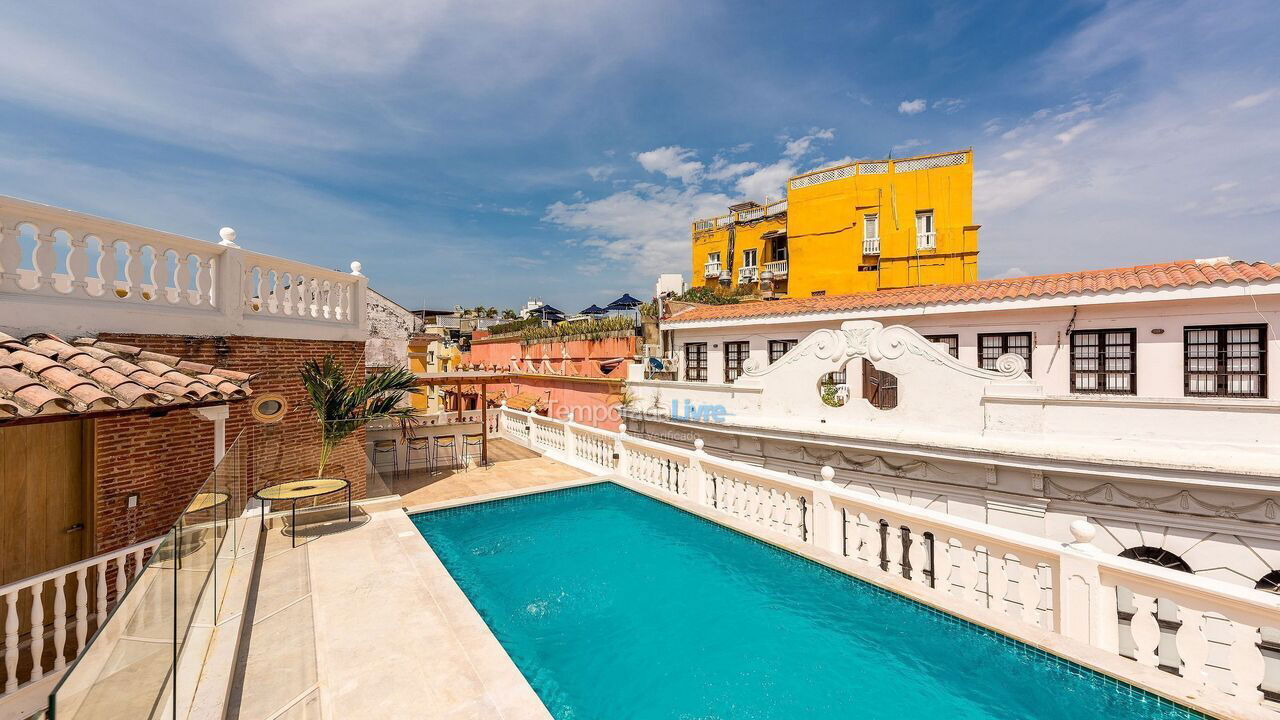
(408, 475, 1266, 720)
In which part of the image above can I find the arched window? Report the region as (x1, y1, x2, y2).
(1256, 570, 1280, 593)
(1119, 546, 1192, 573)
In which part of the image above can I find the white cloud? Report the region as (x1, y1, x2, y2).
(586, 165, 614, 181)
(782, 128, 835, 159)
(735, 160, 795, 201)
(932, 98, 966, 113)
(1230, 88, 1277, 109)
(892, 138, 929, 153)
(988, 267, 1029, 280)
(635, 146, 704, 184)
(898, 99, 927, 115)
(704, 157, 760, 181)
(1054, 119, 1098, 145)
(543, 184, 732, 280)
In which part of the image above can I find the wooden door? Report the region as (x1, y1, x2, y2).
(0, 419, 91, 585)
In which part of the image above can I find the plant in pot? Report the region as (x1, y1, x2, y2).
(300, 355, 420, 477)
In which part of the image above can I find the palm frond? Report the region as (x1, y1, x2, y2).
(300, 355, 422, 475)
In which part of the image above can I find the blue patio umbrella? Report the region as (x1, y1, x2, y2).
(579, 304, 608, 316)
(531, 304, 565, 320)
(604, 293, 644, 311)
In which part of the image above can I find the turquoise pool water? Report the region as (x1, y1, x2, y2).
(412, 483, 1203, 720)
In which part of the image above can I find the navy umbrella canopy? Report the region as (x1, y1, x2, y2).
(604, 293, 644, 311)
(579, 304, 608, 316)
(531, 304, 565, 320)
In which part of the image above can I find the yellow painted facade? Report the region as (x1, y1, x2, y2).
(406, 333, 460, 411)
(690, 149, 979, 297)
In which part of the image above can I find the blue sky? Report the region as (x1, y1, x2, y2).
(1, 0, 1277, 312)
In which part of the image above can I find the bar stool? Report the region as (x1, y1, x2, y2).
(404, 435, 431, 476)
(462, 433, 484, 471)
(431, 435, 457, 474)
(372, 439, 399, 482)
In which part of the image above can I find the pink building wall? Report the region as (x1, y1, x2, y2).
(465, 333, 637, 430)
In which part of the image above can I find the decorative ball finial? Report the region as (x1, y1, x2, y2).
(618, 423, 627, 435)
(820, 466, 835, 483)
(218, 227, 239, 247)
(1069, 520, 1097, 545)
(350, 260, 364, 277)
(694, 438, 704, 452)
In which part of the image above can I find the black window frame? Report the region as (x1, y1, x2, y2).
(1070, 328, 1137, 395)
(684, 342, 707, 382)
(978, 332, 1033, 376)
(1184, 324, 1267, 398)
(724, 341, 750, 382)
(923, 334, 959, 358)
(768, 339, 797, 364)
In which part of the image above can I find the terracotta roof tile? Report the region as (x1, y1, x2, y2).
(0, 334, 256, 422)
(668, 259, 1280, 323)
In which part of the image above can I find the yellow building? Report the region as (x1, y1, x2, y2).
(690, 149, 979, 297)
(406, 331, 460, 411)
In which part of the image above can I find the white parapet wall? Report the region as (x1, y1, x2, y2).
(0, 195, 367, 341)
(496, 404, 1280, 719)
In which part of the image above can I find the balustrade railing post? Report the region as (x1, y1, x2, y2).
(810, 466, 839, 553)
(349, 261, 368, 330)
(688, 439, 709, 506)
(215, 238, 245, 330)
(615, 424, 630, 477)
(1055, 520, 1113, 650)
(562, 413, 578, 463)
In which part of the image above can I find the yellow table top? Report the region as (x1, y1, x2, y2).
(255, 478, 349, 501)
(186, 492, 230, 513)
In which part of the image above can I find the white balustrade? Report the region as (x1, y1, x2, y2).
(497, 410, 1280, 715)
(764, 260, 788, 277)
(0, 195, 366, 338)
(0, 537, 162, 702)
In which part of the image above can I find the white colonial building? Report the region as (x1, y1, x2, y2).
(629, 258, 1280, 593)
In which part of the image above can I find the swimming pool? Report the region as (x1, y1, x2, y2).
(412, 483, 1205, 719)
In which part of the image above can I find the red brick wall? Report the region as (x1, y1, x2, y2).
(92, 334, 368, 554)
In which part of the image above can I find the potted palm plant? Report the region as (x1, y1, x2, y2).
(300, 355, 420, 477)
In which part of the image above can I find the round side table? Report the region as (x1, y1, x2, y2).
(254, 478, 352, 548)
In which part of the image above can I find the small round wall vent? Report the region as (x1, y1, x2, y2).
(251, 393, 288, 424)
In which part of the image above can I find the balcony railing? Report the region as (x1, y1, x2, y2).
(738, 266, 758, 283)
(916, 231, 937, 250)
(0, 195, 367, 340)
(735, 207, 764, 222)
(498, 408, 1280, 718)
(863, 237, 881, 255)
(704, 262, 722, 278)
(0, 537, 164, 717)
(764, 260, 788, 277)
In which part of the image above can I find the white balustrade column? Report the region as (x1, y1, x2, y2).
(810, 466, 841, 554)
(1055, 520, 1114, 650)
(688, 439, 709, 506)
(215, 232, 244, 320)
(350, 261, 368, 330)
(615, 424, 630, 477)
(563, 413, 578, 463)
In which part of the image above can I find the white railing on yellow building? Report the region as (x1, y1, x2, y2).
(916, 231, 937, 251)
(735, 207, 765, 222)
(498, 407, 1280, 719)
(703, 262, 722, 278)
(738, 266, 758, 283)
(863, 237, 881, 255)
(764, 260, 788, 277)
(789, 151, 969, 191)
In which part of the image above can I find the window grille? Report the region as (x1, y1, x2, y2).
(724, 342, 749, 382)
(684, 343, 707, 382)
(1071, 329, 1136, 394)
(1184, 324, 1266, 397)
